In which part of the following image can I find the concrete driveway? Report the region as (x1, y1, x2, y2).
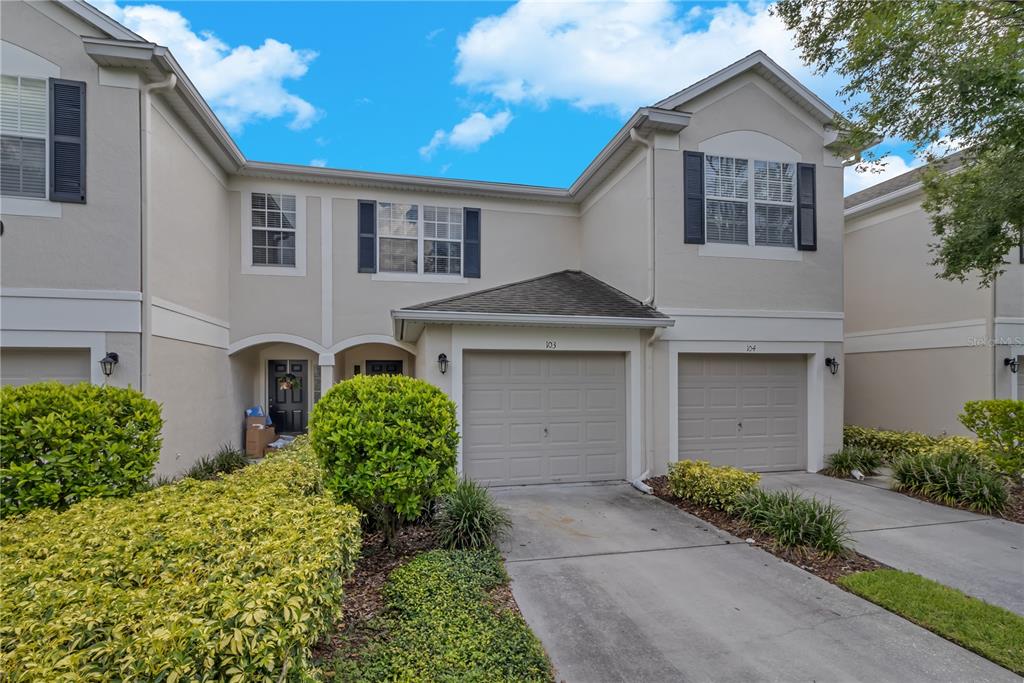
(494, 483, 1016, 683)
(760, 472, 1024, 615)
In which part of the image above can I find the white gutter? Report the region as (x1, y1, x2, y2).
(629, 129, 656, 306)
(391, 309, 674, 328)
(139, 73, 177, 391)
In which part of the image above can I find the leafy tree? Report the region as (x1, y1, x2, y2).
(774, 0, 1024, 286)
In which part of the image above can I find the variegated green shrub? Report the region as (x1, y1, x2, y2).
(667, 460, 761, 512)
(0, 444, 361, 682)
(842, 424, 937, 459)
(310, 374, 458, 544)
(959, 399, 1024, 475)
(0, 381, 163, 517)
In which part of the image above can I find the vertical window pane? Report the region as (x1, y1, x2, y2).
(0, 135, 45, 198)
(705, 155, 748, 200)
(705, 199, 748, 244)
(380, 238, 417, 273)
(755, 204, 795, 246)
(251, 192, 298, 268)
(754, 160, 795, 205)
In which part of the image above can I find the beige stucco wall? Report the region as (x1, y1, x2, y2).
(0, 2, 141, 292)
(845, 346, 991, 436)
(148, 336, 251, 475)
(655, 76, 845, 312)
(579, 152, 648, 298)
(845, 193, 992, 333)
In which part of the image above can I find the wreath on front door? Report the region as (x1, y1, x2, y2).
(277, 373, 302, 391)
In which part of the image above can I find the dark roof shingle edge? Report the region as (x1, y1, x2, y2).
(845, 152, 963, 210)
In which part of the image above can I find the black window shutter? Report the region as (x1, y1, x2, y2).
(49, 78, 86, 203)
(357, 200, 376, 273)
(797, 163, 817, 251)
(463, 207, 481, 278)
(683, 150, 705, 244)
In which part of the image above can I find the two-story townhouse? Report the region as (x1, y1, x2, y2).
(844, 156, 1024, 436)
(2, 0, 850, 482)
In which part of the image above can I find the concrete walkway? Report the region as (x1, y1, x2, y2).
(493, 483, 1015, 683)
(760, 472, 1024, 615)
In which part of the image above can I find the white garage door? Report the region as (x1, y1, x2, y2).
(679, 354, 806, 471)
(1, 348, 91, 386)
(463, 351, 627, 485)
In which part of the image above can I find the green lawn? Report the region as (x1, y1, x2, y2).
(838, 569, 1024, 675)
(328, 548, 552, 682)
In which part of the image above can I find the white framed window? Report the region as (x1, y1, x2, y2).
(1, 74, 47, 200)
(241, 190, 306, 277)
(377, 202, 464, 278)
(251, 192, 297, 267)
(705, 155, 796, 249)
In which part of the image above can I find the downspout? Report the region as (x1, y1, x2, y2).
(139, 73, 177, 392)
(628, 128, 659, 494)
(629, 129, 656, 306)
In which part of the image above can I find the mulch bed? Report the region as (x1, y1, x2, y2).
(313, 522, 530, 665)
(645, 476, 885, 584)
(1001, 481, 1024, 524)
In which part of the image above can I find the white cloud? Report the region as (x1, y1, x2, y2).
(419, 111, 513, 158)
(426, 28, 445, 42)
(310, 158, 327, 167)
(454, 0, 829, 114)
(844, 155, 922, 195)
(93, 1, 320, 132)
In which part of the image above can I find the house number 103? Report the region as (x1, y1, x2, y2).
(545, 340, 557, 349)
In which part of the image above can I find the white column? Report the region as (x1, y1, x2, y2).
(318, 353, 336, 398)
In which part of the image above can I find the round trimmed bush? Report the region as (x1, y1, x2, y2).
(309, 374, 458, 543)
(0, 382, 163, 517)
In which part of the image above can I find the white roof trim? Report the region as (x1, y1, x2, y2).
(656, 51, 839, 126)
(392, 309, 674, 327)
(61, 0, 145, 41)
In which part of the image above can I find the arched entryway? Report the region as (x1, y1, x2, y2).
(329, 334, 417, 383)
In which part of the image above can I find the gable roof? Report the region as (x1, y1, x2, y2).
(392, 271, 672, 340)
(655, 51, 840, 127)
(845, 152, 964, 214)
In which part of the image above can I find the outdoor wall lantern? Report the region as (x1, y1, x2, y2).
(825, 357, 840, 375)
(1005, 357, 1020, 374)
(437, 353, 449, 375)
(99, 352, 119, 377)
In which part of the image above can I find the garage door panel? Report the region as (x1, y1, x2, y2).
(464, 351, 626, 485)
(678, 354, 806, 472)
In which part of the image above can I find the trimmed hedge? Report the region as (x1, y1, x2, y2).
(667, 460, 761, 512)
(0, 444, 361, 682)
(310, 374, 458, 543)
(0, 382, 163, 517)
(959, 399, 1024, 475)
(842, 424, 936, 459)
(331, 549, 551, 681)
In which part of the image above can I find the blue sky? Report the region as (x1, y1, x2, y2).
(95, 0, 919, 193)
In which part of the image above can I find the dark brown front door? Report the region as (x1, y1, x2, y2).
(366, 360, 403, 375)
(268, 360, 307, 433)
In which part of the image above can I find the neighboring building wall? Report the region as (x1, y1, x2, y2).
(845, 346, 990, 436)
(844, 191, 998, 434)
(1, 2, 143, 389)
(994, 261, 1024, 400)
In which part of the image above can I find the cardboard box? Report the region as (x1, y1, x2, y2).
(245, 416, 269, 429)
(245, 422, 276, 457)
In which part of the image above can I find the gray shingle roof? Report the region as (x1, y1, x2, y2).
(845, 152, 963, 209)
(403, 270, 669, 320)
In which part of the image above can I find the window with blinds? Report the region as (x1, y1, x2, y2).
(705, 154, 797, 248)
(1, 75, 47, 199)
(251, 192, 297, 267)
(378, 203, 464, 276)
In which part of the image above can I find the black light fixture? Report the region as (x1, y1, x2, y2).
(437, 353, 449, 375)
(825, 357, 840, 375)
(1005, 357, 1020, 374)
(99, 352, 119, 377)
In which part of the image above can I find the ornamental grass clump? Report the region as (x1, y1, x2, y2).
(0, 445, 361, 682)
(667, 460, 761, 512)
(822, 446, 884, 478)
(735, 489, 851, 556)
(436, 479, 512, 549)
(0, 381, 163, 517)
(310, 374, 459, 546)
(891, 445, 1008, 514)
(182, 444, 250, 480)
